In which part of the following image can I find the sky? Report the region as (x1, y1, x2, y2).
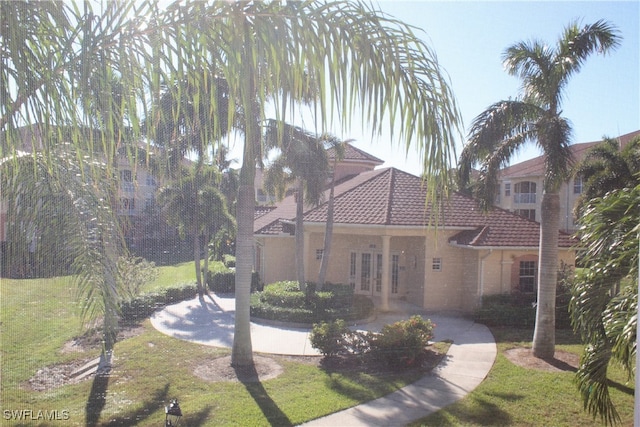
(218, 1, 640, 176)
(346, 1, 640, 175)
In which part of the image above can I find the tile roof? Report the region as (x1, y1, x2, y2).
(327, 142, 384, 165)
(255, 167, 576, 249)
(499, 130, 640, 179)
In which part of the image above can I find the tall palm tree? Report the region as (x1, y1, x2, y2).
(263, 120, 330, 290)
(318, 137, 348, 288)
(457, 20, 620, 359)
(148, 70, 234, 296)
(3, 1, 462, 369)
(574, 135, 640, 216)
(570, 186, 639, 425)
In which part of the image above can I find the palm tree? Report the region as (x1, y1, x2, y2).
(157, 165, 234, 297)
(457, 20, 620, 359)
(148, 70, 234, 296)
(318, 137, 348, 288)
(0, 145, 124, 363)
(263, 120, 330, 290)
(570, 186, 639, 425)
(3, 1, 462, 369)
(574, 135, 640, 216)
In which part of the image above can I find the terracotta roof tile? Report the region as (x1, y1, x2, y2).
(257, 166, 576, 249)
(500, 130, 640, 179)
(327, 143, 384, 165)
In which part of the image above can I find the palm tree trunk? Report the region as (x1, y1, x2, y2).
(532, 192, 560, 359)
(295, 178, 306, 291)
(203, 234, 210, 294)
(232, 182, 255, 367)
(194, 229, 203, 298)
(318, 167, 337, 289)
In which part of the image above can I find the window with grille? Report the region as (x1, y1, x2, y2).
(391, 254, 399, 294)
(519, 260, 536, 293)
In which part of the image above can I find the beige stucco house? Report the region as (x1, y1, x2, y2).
(253, 144, 576, 313)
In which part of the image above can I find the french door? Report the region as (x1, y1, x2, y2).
(349, 251, 383, 296)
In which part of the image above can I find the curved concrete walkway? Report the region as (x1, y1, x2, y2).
(151, 293, 496, 426)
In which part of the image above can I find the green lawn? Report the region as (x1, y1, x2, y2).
(411, 328, 635, 426)
(2, 266, 634, 426)
(0, 265, 431, 426)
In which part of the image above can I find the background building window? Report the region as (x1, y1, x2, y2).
(514, 181, 536, 204)
(504, 182, 511, 197)
(514, 209, 536, 221)
(432, 257, 442, 271)
(573, 175, 583, 194)
(316, 249, 324, 260)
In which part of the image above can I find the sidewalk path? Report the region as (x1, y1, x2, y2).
(150, 293, 497, 426)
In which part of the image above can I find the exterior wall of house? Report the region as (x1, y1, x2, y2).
(257, 226, 577, 313)
(255, 236, 297, 285)
(422, 230, 467, 311)
(303, 231, 420, 298)
(482, 248, 576, 296)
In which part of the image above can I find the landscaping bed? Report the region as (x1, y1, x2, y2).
(249, 281, 375, 324)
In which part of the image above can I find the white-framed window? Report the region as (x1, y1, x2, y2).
(432, 257, 442, 272)
(375, 253, 383, 292)
(504, 182, 511, 197)
(519, 260, 536, 293)
(349, 252, 357, 290)
(573, 175, 583, 194)
(391, 254, 399, 294)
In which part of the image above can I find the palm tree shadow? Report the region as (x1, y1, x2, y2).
(236, 364, 292, 427)
(101, 383, 169, 426)
(85, 373, 110, 427)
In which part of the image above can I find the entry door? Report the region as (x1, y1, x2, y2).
(351, 252, 383, 296)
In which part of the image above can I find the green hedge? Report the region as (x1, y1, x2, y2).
(474, 291, 572, 329)
(120, 283, 197, 323)
(207, 270, 261, 293)
(250, 281, 373, 324)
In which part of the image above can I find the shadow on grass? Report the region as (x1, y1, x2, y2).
(237, 364, 292, 427)
(100, 383, 169, 426)
(608, 379, 634, 396)
(85, 373, 110, 427)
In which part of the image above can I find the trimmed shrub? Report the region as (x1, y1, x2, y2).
(120, 283, 197, 323)
(207, 270, 260, 293)
(310, 319, 351, 357)
(369, 315, 435, 368)
(475, 287, 573, 329)
(250, 281, 374, 324)
(310, 315, 435, 368)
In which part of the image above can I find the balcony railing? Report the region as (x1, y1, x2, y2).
(513, 193, 536, 204)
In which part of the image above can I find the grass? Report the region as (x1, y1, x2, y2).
(0, 265, 441, 426)
(3, 265, 634, 426)
(410, 328, 635, 426)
